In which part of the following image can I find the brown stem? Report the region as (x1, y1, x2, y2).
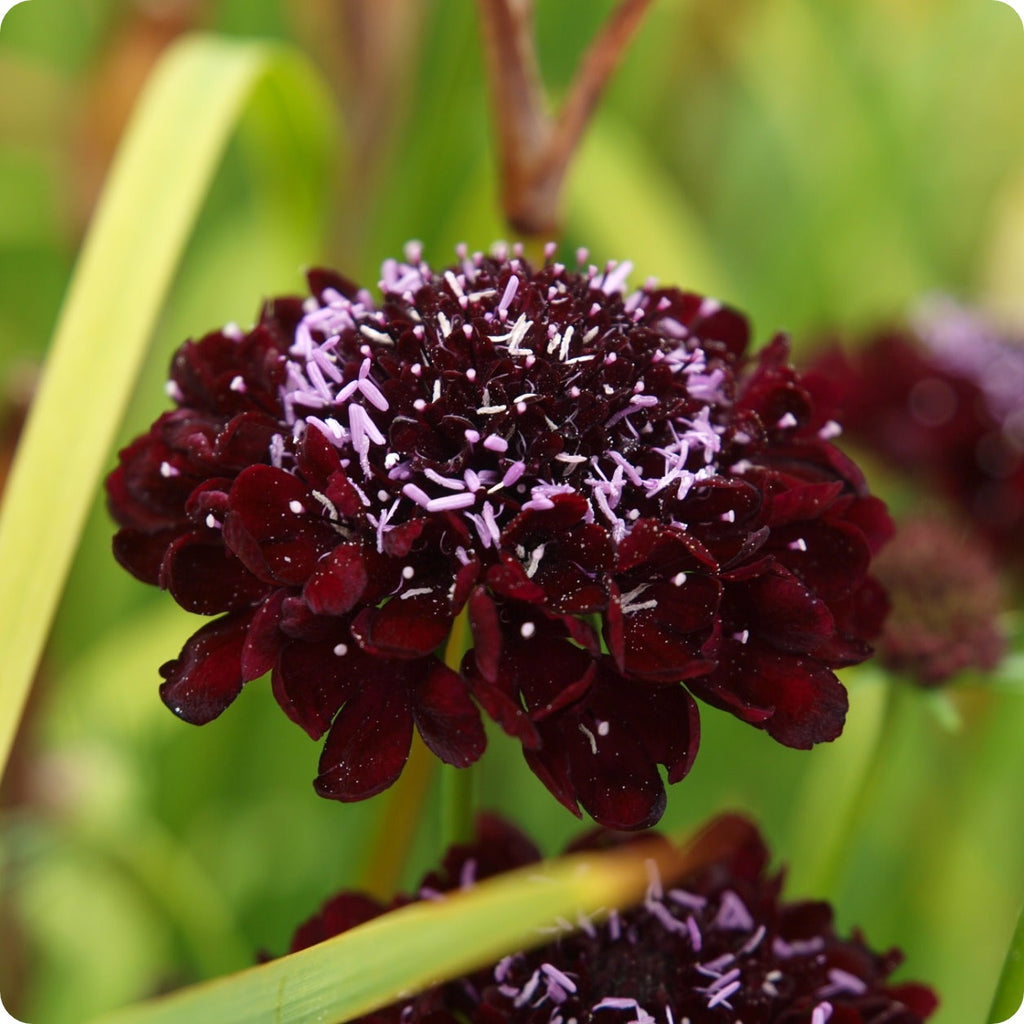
(475, 0, 655, 237)
(546, 0, 654, 186)
(474, 0, 552, 233)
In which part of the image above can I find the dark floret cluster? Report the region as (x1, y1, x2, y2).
(108, 244, 891, 828)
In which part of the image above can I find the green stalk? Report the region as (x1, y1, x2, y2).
(785, 665, 896, 897)
(441, 609, 476, 848)
(357, 736, 436, 899)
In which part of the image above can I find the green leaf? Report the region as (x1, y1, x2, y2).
(86, 824, 726, 1024)
(0, 34, 337, 779)
(990, 900, 1024, 1023)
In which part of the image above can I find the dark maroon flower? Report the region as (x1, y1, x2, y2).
(284, 814, 938, 1024)
(871, 516, 1006, 687)
(806, 299, 1024, 569)
(108, 244, 890, 827)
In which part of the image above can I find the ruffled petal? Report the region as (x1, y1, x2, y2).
(302, 543, 369, 616)
(351, 593, 452, 658)
(272, 637, 359, 740)
(158, 611, 253, 724)
(315, 684, 414, 801)
(160, 531, 269, 614)
(223, 464, 335, 585)
(411, 662, 486, 767)
(695, 638, 848, 747)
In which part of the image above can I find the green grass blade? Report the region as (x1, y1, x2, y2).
(990, 901, 1024, 1023)
(0, 34, 336, 780)
(86, 830, 714, 1024)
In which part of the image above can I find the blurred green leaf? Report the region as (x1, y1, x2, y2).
(0, 33, 337, 781)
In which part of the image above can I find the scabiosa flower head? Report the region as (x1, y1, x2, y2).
(107, 243, 890, 828)
(284, 813, 938, 1024)
(807, 299, 1024, 568)
(871, 516, 1006, 687)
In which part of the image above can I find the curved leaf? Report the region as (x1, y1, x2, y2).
(0, 34, 337, 778)
(87, 821, 732, 1024)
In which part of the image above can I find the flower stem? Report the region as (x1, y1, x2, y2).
(357, 734, 436, 899)
(786, 665, 897, 897)
(441, 609, 476, 848)
(474, 0, 654, 235)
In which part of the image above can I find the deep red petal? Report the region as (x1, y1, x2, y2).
(159, 611, 253, 725)
(224, 465, 333, 585)
(411, 662, 486, 767)
(467, 587, 501, 683)
(303, 544, 369, 616)
(213, 411, 279, 469)
(352, 594, 452, 657)
(698, 639, 848, 748)
(774, 519, 870, 602)
(272, 638, 359, 740)
(742, 567, 835, 654)
(160, 531, 269, 614)
(466, 674, 541, 748)
(523, 743, 582, 820)
(616, 674, 702, 784)
(112, 527, 179, 585)
(242, 589, 287, 680)
(557, 710, 666, 831)
(768, 480, 844, 525)
(315, 684, 414, 801)
(486, 559, 546, 602)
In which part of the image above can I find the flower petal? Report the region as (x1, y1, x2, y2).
(160, 531, 269, 613)
(411, 662, 486, 767)
(158, 611, 253, 724)
(351, 593, 452, 658)
(695, 639, 848, 748)
(272, 637, 359, 740)
(224, 464, 334, 585)
(303, 543, 369, 616)
(315, 683, 414, 801)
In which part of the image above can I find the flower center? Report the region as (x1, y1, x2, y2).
(275, 245, 739, 558)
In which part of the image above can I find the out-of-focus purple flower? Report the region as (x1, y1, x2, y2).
(284, 813, 938, 1024)
(107, 244, 890, 827)
(806, 299, 1024, 568)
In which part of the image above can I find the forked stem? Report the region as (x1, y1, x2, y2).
(474, 0, 654, 236)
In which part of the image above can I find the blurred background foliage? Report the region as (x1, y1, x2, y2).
(1, 1, 1023, 1022)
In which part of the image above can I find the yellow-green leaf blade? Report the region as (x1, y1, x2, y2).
(87, 826, 723, 1024)
(0, 33, 336, 779)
